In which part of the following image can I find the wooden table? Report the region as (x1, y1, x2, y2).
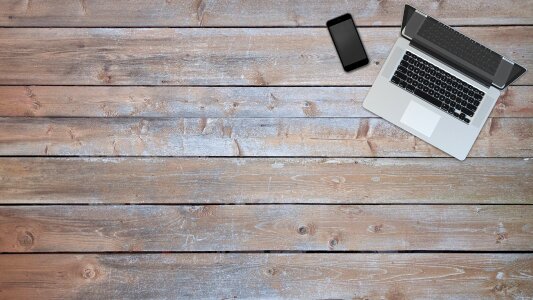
(0, 1, 532, 298)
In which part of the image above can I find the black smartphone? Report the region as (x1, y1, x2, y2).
(327, 14, 369, 72)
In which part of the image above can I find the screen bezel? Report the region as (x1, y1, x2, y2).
(326, 13, 369, 72)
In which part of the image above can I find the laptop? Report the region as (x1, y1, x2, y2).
(363, 5, 526, 160)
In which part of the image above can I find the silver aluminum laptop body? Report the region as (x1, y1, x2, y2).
(363, 6, 526, 160)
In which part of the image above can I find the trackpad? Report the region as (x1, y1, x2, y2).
(400, 101, 441, 137)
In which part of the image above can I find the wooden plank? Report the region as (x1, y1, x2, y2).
(1, 205, 532, 252)
(0, 27, 530, 86)
(1, 86, 531, 118)
(1, 254, 531, 299)
(0, 0, 531, 27)
(0, 117, 531, 157)
(1, 158, 530, 204)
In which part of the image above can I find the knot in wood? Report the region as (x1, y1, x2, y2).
(17, 231, 34, 248)
(265, 267, 277, 276)
(82, 266, 96, 279)
(297, 225, 308, 235)
(372, 224, 383, 233)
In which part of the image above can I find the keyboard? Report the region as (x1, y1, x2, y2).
(417, 17, 501, 75)
(390, 51, 484, 124)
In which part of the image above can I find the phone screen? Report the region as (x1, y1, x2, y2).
(327, 14, 368, 71)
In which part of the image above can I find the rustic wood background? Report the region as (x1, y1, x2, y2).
(0, 0, 532, 299)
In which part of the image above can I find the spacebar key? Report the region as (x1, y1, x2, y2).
(414, 89, 442, 107)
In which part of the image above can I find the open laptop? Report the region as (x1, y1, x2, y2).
(363, 5, 526, 160)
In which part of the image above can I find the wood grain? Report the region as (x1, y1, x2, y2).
(0, 117, 531, 157)
(0, 1, 531, 299)
(0, 0, 531, 27)
(1, 254, 531, 299)
(1, 86, 531, 118)
(0, 27, 530, 86)
(1, 205, 532, 252)
(1, 158, 530, 204)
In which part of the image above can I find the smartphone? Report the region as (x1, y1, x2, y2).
(326, 14, 369, 72)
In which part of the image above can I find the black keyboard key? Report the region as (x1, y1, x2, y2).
(395, 72, 407, 81)
(391, 76, 400, 84)
(399, 81, 407, 88)
(415, 89, 442, 107)
(464, 108, 474, 117)
(466, 103, 476, 111)
(406, 85, 415, 92)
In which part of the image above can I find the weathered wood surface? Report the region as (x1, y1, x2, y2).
(0, 117, 531, 157)
(1, 0, 531, 27)
(0, 27, 530, 86)
(1, 254, 532, 299)
(1, 1, 532, 298)
(1, 86, 531, 118)
(1, 205, 532, 252)
(1, 158, 531, 204)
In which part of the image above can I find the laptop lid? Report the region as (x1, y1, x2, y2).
(399, 5, 526, 90)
